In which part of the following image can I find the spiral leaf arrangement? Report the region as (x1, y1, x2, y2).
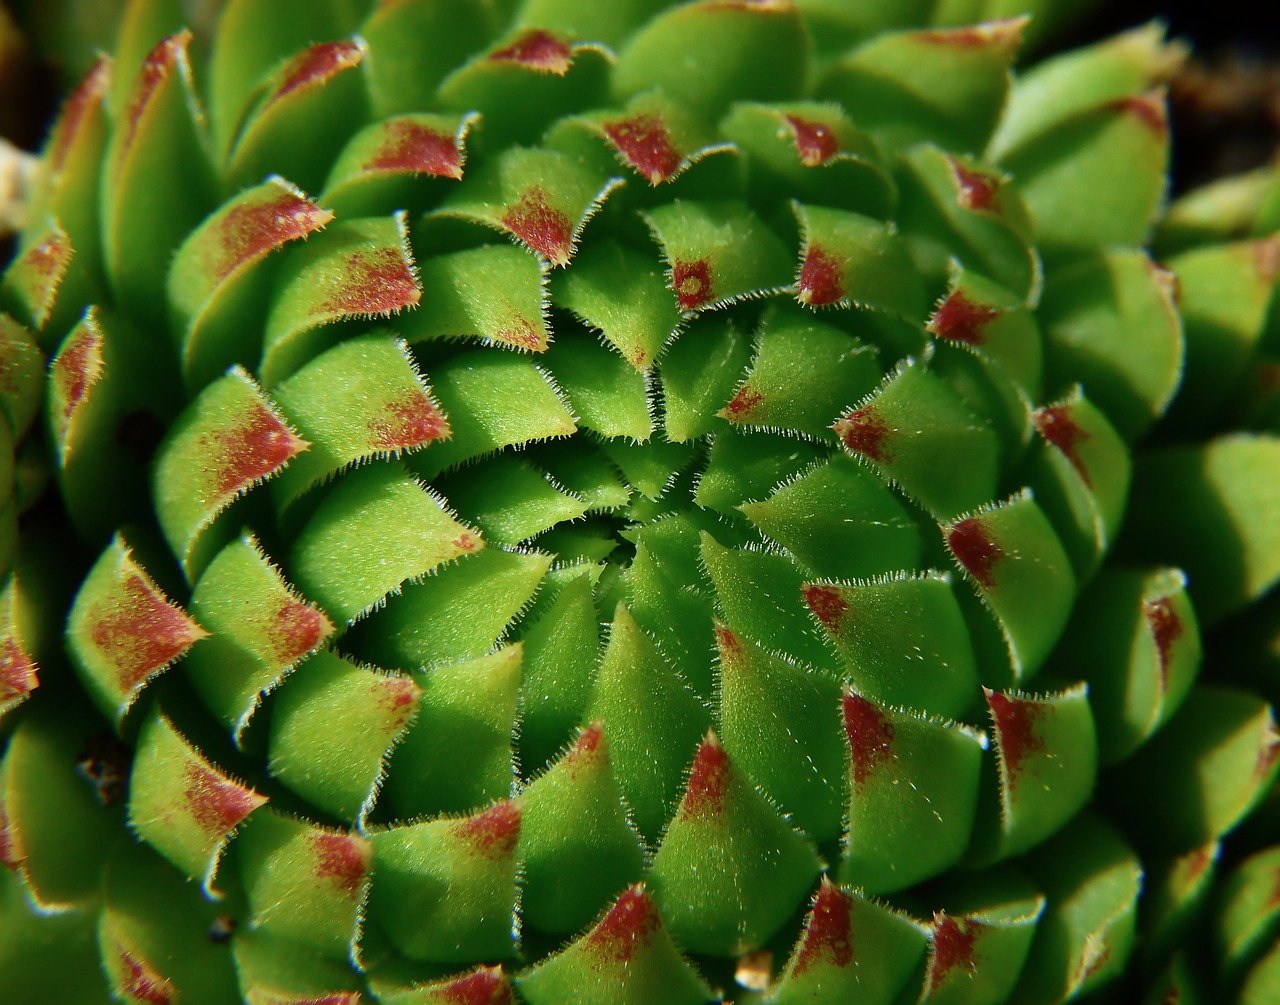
(1, 1, 1279, 1003)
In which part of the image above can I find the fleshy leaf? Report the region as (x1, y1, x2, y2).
(366, 801, 522, 963)
(236, 810, 370, 959)
(920, 893, 1045, 1004)
(0, 577, 37, 718)
(380, 646, 521, 820)
(400, 244, 550, 353)
(67, 534, 205, 725)
(152, 368, 307, 578)
(942, 492, 1076, 678)
(376, 965, 514, 1005)
(544, 328, 653, 440)
(0, 219, 74, 334)
(802, 572, 979, 721)
(437, 456, 588, 545)
(260, 214, 422, 387)
(0, 313, 42, 440)
(518, 723, 646, 934)
(659, 316, 752, 442)
(715, 624, 846, 840)
(184, 535, 333, 737)
(267, 651, 420, 823)
(840, 689, 985, 893)
(128, 710, 266, 893)
(644, 200, 793, 313)
(289, 462, 480, 625)
(770, 878, 928, 1005)
(516, 885, 711, 1005)
(834, 360, 998, 520)
(581, 605, 709, 838)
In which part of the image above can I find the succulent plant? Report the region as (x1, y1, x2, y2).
(2, 0, 1280, 1002)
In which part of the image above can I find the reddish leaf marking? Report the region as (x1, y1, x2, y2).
(363, 119, 464, 178)
(22, 230, 70, 283)
(1146, 259, 1181, 304)
(986, 690, 1046, 789)
(211, 402, 305, 498)
(0, 636, 37, 704)
(489, 29, 573, 75)
(368, 392, 449, 452)
(834, 406, 891, 463)
(324, 247, 422, 316)
(917, 20, 1022, 48)
(1255, 728, 1280, 781)
(928, 914, 978, 985)
(797, 245, 844, 306)
(1178, 843, 1215, 885)
(377, 675, 421, 728)
(183, 761, 262, 834)
(785, 115, 839, 166)
(947, 518, 1002, 589)
(947, 158, 1001, 212)
(437, 967, 512, 1005)
(502, 188, 573, 266)
(1034, 405, 1092, 486)
(792, 879, 854, 975)
(803, 585, 849, 634)
(672, 258, 714, 311)
(90, 573, 202, 693)
(47, 55, 110, 174)
(211, 192, 331, 284)
(496, 316, 546, 352)
(603, 114, 682, 184)
(1142, 597, 1183, 688)
(118, 948, 174, 1005)
(927, 289, 1001, 346)
(457, 801, 522, 857)
(272, 41, 364, 103)
(120, 33, 189, 163)
(453, 532, 480, 553)
(587, 886, 663, 964)
(271, 598, 330, 665)
(723, 386, 764, 420)
(842, 692, 895, 785)
(1254, 235, 1280, 285)
(53, 326, 102, 433)
(0, 799, 24, 869)
(714, 623, 745, 661)
(1114, 93, 1167, 135)
(682, 736, 730, 818)
(310, 831, 369, 897)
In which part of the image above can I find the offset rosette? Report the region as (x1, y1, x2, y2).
(0, 2, 1278, 1004)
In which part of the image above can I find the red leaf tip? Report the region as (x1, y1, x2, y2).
(833, 405, 891, 462)
(587, 886, 663, 964)
(603, 114, 683, 184)
(489, 30, 573, 75)
(842, 691, 895, 785)
(927, 289, 1001, 346)
(796, 245, 845, 306)
(792, 879, 854, 975)
(946, 517, 1003, 589)
(682, 733, 731, 817)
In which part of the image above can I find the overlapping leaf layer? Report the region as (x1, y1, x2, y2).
(2, 1, 1280, 1003)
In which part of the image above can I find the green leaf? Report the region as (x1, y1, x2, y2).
(834, 360, 999, 521)
(236, 810, 370, 959)
(942, 492, 1076, 678)
(231, 929, 364, 1003)
(128, 710, 267, 892)
(770, 878, 927, 1005)
(1126, 435, 1280, 626)
(380, 646, 520, 819)
(269, 333, 449, 510)
(920, 892, 1044, 1005)
(152, 368, 307, 579)
(0, 218, 77, 335)
(355, 546, 551, 670)
(266, 651, 420, 822)
(1038, 248, 1182, 440)
(0, 575, 38, 718)
(649, 733, 820, 955)
(67, 534, 204, 725)
(260, 214, 422, 387)
(366, 801, 522, 963)
(694, 428, 826, 514)
(543, 329, 653, 440)
(660, 315, 752, 442)
(516, 885, 711, 1005)
(581, 605, 709, 838)
(184, 534, 334, 737)
(720, 307, 882, 438)
(168, 177, 333, 389)
(290, 462, 480, 625)
(406, 351, 577, 479)
(839, 689, 985, 893)
(375, 965, 514, 1005)
(643, 199, 793, 313)
(802, 572, 979, 722)
(553, 239, 682, 368)
(0, 313, 42, 440)
(222, 39, 369, 195)
(818, 19, 1025, 155)
(518, 723, 646, 934)
(714, 624, 846, 841)
(400, 243, 550, 354)
(613, 0, 808, 119)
